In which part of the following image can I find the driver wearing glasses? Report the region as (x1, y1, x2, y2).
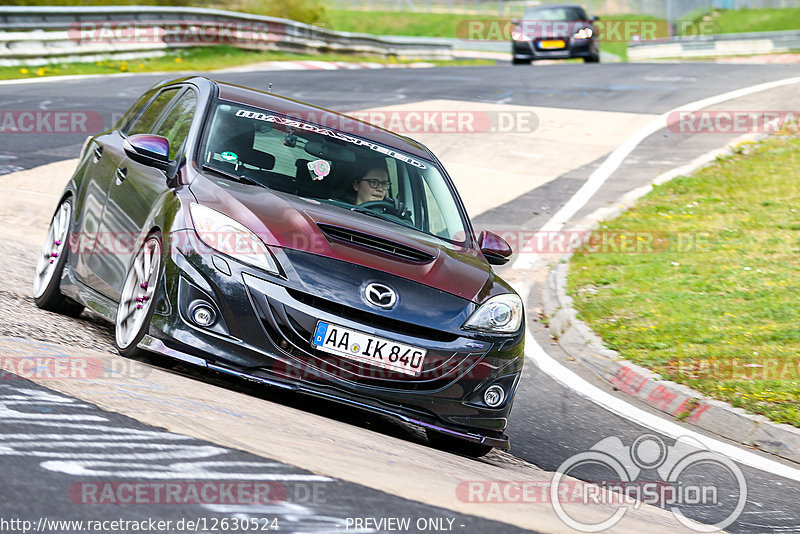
(341, 161, 411, 221)
(352, 164, 390, 205)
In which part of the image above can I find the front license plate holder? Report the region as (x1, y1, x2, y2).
(539, 39, 566, 49)
(312, 321, 426, 377)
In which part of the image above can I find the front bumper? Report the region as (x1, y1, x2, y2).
(142, 230, 524, 449)
(512, 37, 596, 60)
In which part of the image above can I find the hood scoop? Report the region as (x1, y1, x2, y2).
(317, 223, 435, 264)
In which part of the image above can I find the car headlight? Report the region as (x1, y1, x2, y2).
(512, 28, 530, 41)
(189, 203, 279, 275)
(463, 294, 523, 334)
(573, 28, 593, 39)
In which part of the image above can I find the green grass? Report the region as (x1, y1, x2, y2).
(687, 7, 800, 35)
(324, 9, 505, 38)
(0, 45, 492, 81)
(569, 133, 800, 427)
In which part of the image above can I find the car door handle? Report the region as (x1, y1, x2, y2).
(115, 167, 127, 185)
(93, 145, 103, 161)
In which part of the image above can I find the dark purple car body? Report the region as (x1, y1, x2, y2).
(33, 76, 524, 457)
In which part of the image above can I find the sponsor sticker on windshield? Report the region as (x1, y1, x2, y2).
(234, 109, 428, 169)
(220, 151, 238, 162)
(308, 159, 330, 180)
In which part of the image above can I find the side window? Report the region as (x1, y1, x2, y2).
(115, 90, 155, 132)
(126, 88, 180, 136)
(153, 91, 198, 160)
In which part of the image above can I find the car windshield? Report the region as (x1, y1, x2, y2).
(523, 6, 586, 20)
(201, 102, 468, 245)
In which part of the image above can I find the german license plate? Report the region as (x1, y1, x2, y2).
(539, 40, 566, 49)
(312, 321, 425, 376)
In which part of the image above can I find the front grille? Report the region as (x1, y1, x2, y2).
(286, 288, 458, 343)
(317, 223, 435, 263)
(247, 290, 484, 391)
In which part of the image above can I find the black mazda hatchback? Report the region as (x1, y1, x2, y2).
(34, 76, 524, 456)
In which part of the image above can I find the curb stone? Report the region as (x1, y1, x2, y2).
(539, 141, 800, 465)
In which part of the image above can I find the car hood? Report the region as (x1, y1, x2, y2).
(188, 175, 511, 303)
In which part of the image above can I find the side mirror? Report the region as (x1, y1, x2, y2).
(123, 133, 170, 172)
(478, 230, 513, 266)
(591, 15, 600, 21)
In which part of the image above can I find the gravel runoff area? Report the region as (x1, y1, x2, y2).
(0, 237, 117, 354)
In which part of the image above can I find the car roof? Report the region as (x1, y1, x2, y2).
(201, 78, 432, 160)
(525, 3, 586, 9)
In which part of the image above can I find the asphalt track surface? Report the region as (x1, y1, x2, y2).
(2, 63, 800, 533)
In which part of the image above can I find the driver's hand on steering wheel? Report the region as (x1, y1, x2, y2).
(391, 197, 412, 221)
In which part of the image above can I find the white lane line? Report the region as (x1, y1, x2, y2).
(512, 74, 800, 269)
(0, 188, 59, 198)
(523, 327, 800, 482)
(0, 73, 142, 86)
(512, 74, 800, 480)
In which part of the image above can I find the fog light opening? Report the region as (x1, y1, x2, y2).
(190, 303, 216, 327)
(483, 385, 506, 407)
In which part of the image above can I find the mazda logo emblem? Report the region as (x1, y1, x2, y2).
(363, 283, 397, 309)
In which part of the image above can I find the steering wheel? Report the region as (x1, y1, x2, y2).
(356, 198, 413, 223)
(358, 199, 397, 212)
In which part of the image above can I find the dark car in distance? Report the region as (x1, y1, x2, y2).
(512, 4, 600, 64)
(33, 77, 524, 457)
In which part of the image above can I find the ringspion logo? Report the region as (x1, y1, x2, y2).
(551, 435, 747, 532)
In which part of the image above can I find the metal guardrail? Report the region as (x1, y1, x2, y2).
(628, 29, 800, 60)
(0, 6, 453, 67)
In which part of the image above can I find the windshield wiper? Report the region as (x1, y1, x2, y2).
(202, 164, 265, 188)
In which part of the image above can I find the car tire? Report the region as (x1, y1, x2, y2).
(425, 429, 494, 458)
(584, 53, 600, 63)
(114, 233, 162, 358)
(33, 197, 85, 317)
(512, 57, 532, 65)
